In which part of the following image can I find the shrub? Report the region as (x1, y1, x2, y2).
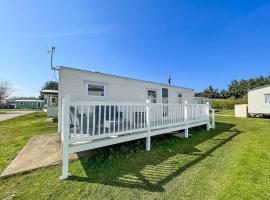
(212, 98, 247, 110)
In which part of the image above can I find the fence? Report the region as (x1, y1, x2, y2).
(60, 95, 215, 179)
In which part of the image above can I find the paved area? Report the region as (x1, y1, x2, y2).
(0, 134, 78, 178)
(0, 111, 35, 122)
(0, 130, 191, 178)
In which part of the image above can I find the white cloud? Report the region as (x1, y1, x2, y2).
(10, 84, 38, 98)
(13, 84, 21, 90)
(11, 90, 38, 98)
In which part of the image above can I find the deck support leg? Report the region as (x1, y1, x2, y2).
(146, 136, 151, 151)
(60, 151, 69, 180)
(185, 127, 189, 138)
(59, 95, 71, 180)
(146, 99, 151, 151)
(206, 102, 211, 131)
(206, 123, 210, 131)
(211, 109, 215, 129)
(184, 101, 189, 138)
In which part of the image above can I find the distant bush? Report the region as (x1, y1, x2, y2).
(212, 98, 247, 110)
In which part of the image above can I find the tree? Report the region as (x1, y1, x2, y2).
(227, 76, 270, 99)
(219, 89, 229, 99)
(197, 75, 270, 100)
(42, 81, 58, 90)
(196, 85, 219, 98)
(40, 81, 58, 99)
(0, 80, 12, 103)
(228, 80, 242, 98)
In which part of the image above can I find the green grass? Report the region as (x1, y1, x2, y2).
(0, 112, 57, 173)
(0, 109, 37, 111)
(215, 109, 234, 116)
(0, 114, 270, 199)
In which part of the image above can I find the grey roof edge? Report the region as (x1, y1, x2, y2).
(14, 99, 44, 102)
(59, 66, 195, 92)
(40, 89, 58, 93)
(248, 84, 270, 92)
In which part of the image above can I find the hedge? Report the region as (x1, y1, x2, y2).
(212, 98, 247, 110)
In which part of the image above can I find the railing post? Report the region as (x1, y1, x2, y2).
(206, 102, 210, 131)
(146, 99, 151, 151)
(60, 95, 71, 180)
(212, 109, 215, 129)
(184, 100, 188, 138)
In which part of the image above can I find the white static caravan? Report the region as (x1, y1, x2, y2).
(58, 67, 194, 105)
(58, 66, 215, 179)
(41, 89, 58, 118)
(248, 85, 270, 116)
(58, 66, 195, 128)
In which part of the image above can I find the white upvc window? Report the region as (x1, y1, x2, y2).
(161, 88, 169, 103)
(147, 90, 157, 103)
(177, 93, 183, 104)
(50, 94, 58, 106)
(161, 88, 169, 117)
(265, 94, 270, 104)
(85, 82, 105, 97)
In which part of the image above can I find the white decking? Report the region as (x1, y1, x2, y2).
(60, 95, 215, 179)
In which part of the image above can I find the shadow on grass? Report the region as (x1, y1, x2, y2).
(68, 122, 240, 192)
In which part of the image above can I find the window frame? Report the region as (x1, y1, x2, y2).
(146, 89, 158, 103)
(264, 93, 270, 104)
(177, 93, 183, 104)
(161, 87, 169, 117)
(50, 94, 58, 106)
(161, 87, 169, 104)
(84, 81, 106, 97)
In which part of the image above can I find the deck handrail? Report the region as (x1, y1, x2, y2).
(60, 95, 215, 180)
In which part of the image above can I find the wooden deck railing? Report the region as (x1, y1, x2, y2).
(60, 95, 215, 179)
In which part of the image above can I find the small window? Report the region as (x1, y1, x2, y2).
(20, 102, 24, 105)
(87, 83, 105, 97)
(49, 94, 58, 106)
(51, 97, 58, 106)
(147, 90, 157, 103)
(178, 93, 183, 104)
(162, 88, 169, 103)
(44, 96, 48, 105)
(161, 88, 169, 117)
(265, 94, 270, 104)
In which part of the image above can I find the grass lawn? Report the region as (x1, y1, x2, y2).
(215, 109, 234, 116)
(0, 113, 270, 199)
(0, 109, 37, 111)
(0, 112, 57, 173)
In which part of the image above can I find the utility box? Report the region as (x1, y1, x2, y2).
(235, 104, 248, 118)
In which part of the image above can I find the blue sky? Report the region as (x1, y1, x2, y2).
(0, 0, 270, 97)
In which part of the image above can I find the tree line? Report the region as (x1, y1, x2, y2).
(196, 75, 270, 99)
(39, 81, 58, 99)
(0, 80, 12, 103)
